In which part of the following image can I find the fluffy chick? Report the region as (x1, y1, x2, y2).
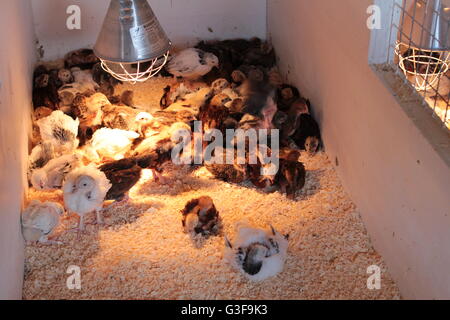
(37, 110, 80, 155)
(277, 84, 301, 112)
(164, 87, 213, 117)
(101, 104, 152, 134)
(224, 225, 289, 281)
(31, 154, 82, 190)
(291, 114, 321, 155)
(99, 158, 142, 202)
(21, 200, 64, 245)
(181, 196, 221, 237)
(65, 49, 99, 69)
(28, 142, 55, 182)
(276, 150, 306, 199)
(166, 48, 219, 80)
(199, 94, 231, 134)
(160, 82, 205, 110)
(32, 69, 60, 110)
(241, 81, 278, 130)
(92, 62, 121, 98)
(63, 164, 112, 231)
(90, 128, 140, 162)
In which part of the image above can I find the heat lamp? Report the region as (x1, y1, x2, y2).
(94, 0, 171, 83)
(396, 0, 450, 91)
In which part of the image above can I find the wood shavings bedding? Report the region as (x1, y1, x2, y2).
(23, 77, 401, 300)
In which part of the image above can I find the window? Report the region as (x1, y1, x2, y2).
(369, 0, 450, 165)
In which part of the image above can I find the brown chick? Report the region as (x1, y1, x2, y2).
(65, 49, 99, 69)
(276, 150, 306, 199)
(99, 158, 142, 202)
(199, 94, 231, 134)
(32, 68, 60, 110)
(277, 84, 301, 112)
(134, 138, 174, 183)
(181, 196, 221, 237)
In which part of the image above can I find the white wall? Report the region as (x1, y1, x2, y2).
(269, 0, 450, 299)
(32, 0, 267, 61)
(0, 0, 36, 299)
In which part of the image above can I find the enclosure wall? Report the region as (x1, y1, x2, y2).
(32, 0, 268, 61)
(268, 0, 450, 299)
(0, 0, 36, 299)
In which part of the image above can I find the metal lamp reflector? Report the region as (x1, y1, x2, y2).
(94, 0, 171, 83)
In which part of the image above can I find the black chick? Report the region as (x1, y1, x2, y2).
(99, 158, 142, 202)
(277, 84, 300, 112)
(92, 62, 123, 99)
(65, 49, 99, 69)
(277, 150, 306, 199)
(243, 41, 276, 68)
(32, 66, 60, 110)
(134, 139, 174, 183)
(241, 80, 278, 130)
(181, 196, 221, 237)
(280, 97, 311, 145)
(291, 114, 321, 155)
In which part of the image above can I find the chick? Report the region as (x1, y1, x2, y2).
(90, 128, 140, 162)
(28, 142, 55, 182)
(65, 48, 99, 69)
(160, 82, 204, 110)
(291, 114, 321, 155)
(57, 69, 74, 85)
(181, 196, 221, 237)
(276, 150, 306, 199)
(165, 87, 213, 117)
(224, 225, 289, 281)
(92, 62, 121, 98)
(57, 70, 99, 107)
(21, 200, 64, 245)
(205, 147, 248, 184)
(31, 154, 82, 191)
(277, 84, 301, 112)
(101, 104, 152, 134)
(33, 106, 54, 121)
(280, 97, 311, 144)
(99, 158, 142, 203)
(211, 78, 231, 95)
(241, 81, 278, 130)
(63, 164, 112, 232)
(166, 48, 219, 80)
(32, 69, 60, 110)
(71, 67, 99, 93)
(37, 110, 80, 155)
(199, 94, 231, 134)
(133, 123, 190, 182)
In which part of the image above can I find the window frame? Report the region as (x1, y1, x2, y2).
(369, 0, 450, 166)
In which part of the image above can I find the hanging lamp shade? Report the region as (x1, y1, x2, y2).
(94, 0, 171, 83)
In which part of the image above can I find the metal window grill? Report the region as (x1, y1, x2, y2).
(390, 0, 450, 130)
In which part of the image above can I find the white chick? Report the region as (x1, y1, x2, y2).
(31, 154, 82, 190)
(21, 200, 64, 244)
(71, 67, 99, 92)
(166, 48, 219, 80)
(224, 225, 289, 282)
(63, 164, 112, 231)
(37, 110, 80, 155)
(90, 128, 139, 161)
